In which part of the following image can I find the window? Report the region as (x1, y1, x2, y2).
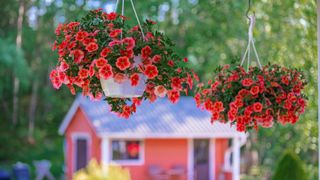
(111, 140, 143, 164)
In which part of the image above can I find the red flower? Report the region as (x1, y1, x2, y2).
(100, 47, 111, 57)
(211, 112, 220, 122)
(120, 105, 131, 119)
(122, 37, 135, 49)
(253, 102, 263, 112)
(130, 73, 140, 86)
(67, 22, 80, 29)
(109, 29, 122, 38)
(244, 106, 253, 116)
(250, 86, 260, 96)
(242, 78, 254, 87)
(171, 77, 182, 90)
(228, 108, 237, 121)
(89, 63, 95, 77)
(144, 65, 158, 79)
(213, 101, 224, 112)
(183, 57, 188, 62)
(238, 89, 249, 97)
(71, 49, 84, 63)
(132, 97, 142, 106)
(187, 73, 193, 89)
(67, 41, 76, 50)
(109, 40, 122, 47)
(50, 69, 62, 89)
(107, 12, 117, 20)
(154, 85, 167, 97)
(86, 42, 98, 52)
(76, 31, 89, 41)
(59, 61, 69, 71)
(281, 76, 289, 85)
(152, 55, 161, 63)
(95, 57, 108, 68)
(168, 90, 180, 104)
(141, 46, 152, 59)
(284, 100, 292, 109)
(78, 69, 89, 79)
(82, 38, 97, 46)
(204, 99, 214, 111)
(168, 60, 174, 67)
(99, 64, 113, 79)
(120, 49, 134, 58)
(235, 99, 243, 108)
(116, 56, 131, 71)
(258, 115, 274, 128)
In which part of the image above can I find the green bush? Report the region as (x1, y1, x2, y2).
(272, 151, 307, 180)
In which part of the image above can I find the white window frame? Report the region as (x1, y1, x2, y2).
(109, 138, 144, 166)
(71, 132, 91, 173)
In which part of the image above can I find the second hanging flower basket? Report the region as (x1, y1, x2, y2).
(194, 64, 307, 132)
(194, 15, 307, 132)
(50, 9, 197, 118)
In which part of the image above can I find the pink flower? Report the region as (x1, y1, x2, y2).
(154, 85, 167, 97)
(114, 73, 126, 83)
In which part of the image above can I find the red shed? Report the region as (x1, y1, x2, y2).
(59, 95, 246, 180)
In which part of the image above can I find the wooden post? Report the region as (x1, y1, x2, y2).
(232, 137, 240, 180)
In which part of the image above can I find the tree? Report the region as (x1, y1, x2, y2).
(272, 151, 307, 180)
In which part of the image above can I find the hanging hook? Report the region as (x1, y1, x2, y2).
(246, 0, 254, 20)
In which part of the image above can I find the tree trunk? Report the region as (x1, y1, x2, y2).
(28, 80, 38, 140)
(13, 0, 25, 125)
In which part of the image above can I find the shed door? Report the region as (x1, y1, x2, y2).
(75, 138, 88, 171)
(194, 139, 209, 180)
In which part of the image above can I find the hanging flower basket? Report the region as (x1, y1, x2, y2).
(50, 9, 197, 118)
(194, 15, 307, 132)
(195, 64, 307, 132)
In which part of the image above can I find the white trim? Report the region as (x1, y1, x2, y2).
(187, 139, 194, 180)
(223, 135, 247, 172)
(209, 139, 216, 180)
(72, 133, 91, 173)
(232, 137, 240, 180)
(100, 133, 247, 139)
(59, 97, 80, 135)
(101, 138, 110, 166)
(108, 138, 145, 166)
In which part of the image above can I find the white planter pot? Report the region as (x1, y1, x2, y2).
(100, 73, 147, 98)
(100, 56, 146, 98)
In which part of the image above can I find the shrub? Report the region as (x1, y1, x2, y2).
(272, 151, 307, 180)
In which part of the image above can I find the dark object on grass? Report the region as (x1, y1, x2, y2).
(272, 150, 308, 180)
(0, 169, 10, 180)
(12, 162, 29, 180)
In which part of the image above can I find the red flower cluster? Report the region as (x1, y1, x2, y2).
(195, 64, 307, 132)
(50, 9, 197, 118)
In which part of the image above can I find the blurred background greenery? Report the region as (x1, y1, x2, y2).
(0, 0, 317, 179)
